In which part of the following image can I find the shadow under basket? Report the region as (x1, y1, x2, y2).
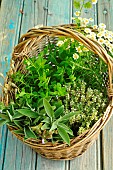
(3, 24, 113, 160)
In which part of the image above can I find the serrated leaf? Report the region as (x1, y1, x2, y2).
(84, 2, 92, 8)
(54, 106, 64, 118)
(57, 126, 70, 145)
(16, 109, 38, 118)
(58, 123, 73, 136)
(74, 0, 81, 9)
(24, 126, 37, 139)
(43, 99, 54, 118)
(59, 111, 79, 122)
(41, 123, 50, 130)
(0, 119, 8, 126)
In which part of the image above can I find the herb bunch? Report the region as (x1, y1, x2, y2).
(0, 36, 108, 145)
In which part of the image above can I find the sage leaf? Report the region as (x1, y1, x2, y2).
(24, 127, 37, 139)
(59, 111, 79, 122)
(58, 123, 73, 136)
(43, 99, 54, 118)
(6, 110, 13, 122)
(0, 114, 9, 120)
(14, 120, 23, 129)
(42, 117, 50, 123)
(41, 123, 50, 130)
(57, 126, 70, 145)
(13, 129, 24, 135)
(54, 105, 64, 118)
(50, 121, 58, 131)
(16, 109, 38, 118)
(13, 111, 24, 119)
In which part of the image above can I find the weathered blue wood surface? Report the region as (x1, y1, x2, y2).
(0, 0, 113, 170)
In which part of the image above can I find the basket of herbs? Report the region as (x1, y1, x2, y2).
(0, 20, 113, 160)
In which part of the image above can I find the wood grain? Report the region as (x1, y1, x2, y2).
(98, 0, 113, 30)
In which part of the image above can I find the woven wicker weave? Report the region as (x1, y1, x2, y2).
(3, 24, 113, 160)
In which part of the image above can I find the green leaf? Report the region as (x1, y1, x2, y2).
(43, 99, 54, 118)
(6, 110, 13, 122)
(84, 2, 92, 8)
(42, 117, 50, 123)
(10, 104, 15, 115)
(50, 121, 58, 131)
(14, 120, 23, 129)
(13, 129, 24, 135)
(59, 111, 79, 122)
(0, 119, 8, 126)
(16, 109, 38, 118)
(13, 111, 24, 119)
(58, 123, 73, 136)
(54, 106, 64, 118)
(41, 123, 50, 130)
(0, 114, 9, 120)
(33, 116, 41, 125)
(37, 97, 51, 108)
(57, 126, 70, 145)
(24, 126, 37, 139)
(73, 0, 81, 9)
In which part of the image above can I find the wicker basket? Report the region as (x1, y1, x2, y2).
(3, 24, 113, 160)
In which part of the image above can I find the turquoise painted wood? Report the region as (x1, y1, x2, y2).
(0, 0, 113, 170)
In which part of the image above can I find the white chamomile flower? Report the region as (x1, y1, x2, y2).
(98, 38, 105, 44)
(84, 28, 91, 34)
(76, 46, 82, 53)
(89, 18, 94, 22)
(91, 36, 97, 41)
(73, 53, 79, 60)
(75, 11, 80, 17)
(108, 36, 113, 42)
(92, 0, 98, 4)
(83, 18, 89, 24)
(90, 32, 96, 37)
(93, 25, 98, 29)
(99, 23, 106, 29)
(97, 32, 104, 38)
(56, 40, 64, 47)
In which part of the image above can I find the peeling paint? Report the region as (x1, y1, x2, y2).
(9, 20, 15, 30)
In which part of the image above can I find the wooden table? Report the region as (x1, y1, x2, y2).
(0, 0, 113, 169)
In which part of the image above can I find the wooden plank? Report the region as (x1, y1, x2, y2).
(97, 0, 113, 30)
(34, 0, 47, 26)
(97, 1, 113, 170)
(101, 116, 113, 170)
(0, 0, 36, 170)
(0, 0, 24, 169)
(70, 139, 101, 170)
(47, 0, 72, 26)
